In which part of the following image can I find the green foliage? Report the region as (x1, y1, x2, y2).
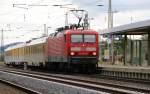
(0, 55, 4, 61)
(114, 40, 124, 55)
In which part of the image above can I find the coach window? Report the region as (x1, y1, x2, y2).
(84, 35, 96, 43)
(28, 47, 30, 55)
(42, 44, 44, 52)
(33, 46, 34, 53)
(71, 35, 83, 43)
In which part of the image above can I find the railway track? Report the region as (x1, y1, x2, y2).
(0, 79, 41, 94)
(0, 67, 149, 94)
(96, 67, 150, 81)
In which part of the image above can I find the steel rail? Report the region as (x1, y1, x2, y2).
(0, 68, 149, 94)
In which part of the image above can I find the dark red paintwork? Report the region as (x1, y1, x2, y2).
(46, 29, 99, 64)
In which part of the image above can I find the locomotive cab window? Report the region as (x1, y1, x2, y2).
(71, 35, 83, 43)
(84, 35, 96, 43)
(71, 34, 96, 43)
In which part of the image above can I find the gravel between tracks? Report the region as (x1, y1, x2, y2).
(0, 71, 108, 94)
(57, 74, 150, 90)
(1, 65, 150, 93)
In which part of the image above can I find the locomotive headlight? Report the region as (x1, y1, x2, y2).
(92, 52, 97, 55)
(70, 52, 75, 55)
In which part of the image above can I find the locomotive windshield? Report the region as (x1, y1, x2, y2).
(84, 35, 96, 43)
(71, 34, 96, 43)
(71, 35, 83, 42)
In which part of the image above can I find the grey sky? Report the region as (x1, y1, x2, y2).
(0, 0, 150, 45)
(68, 0, 150, 16)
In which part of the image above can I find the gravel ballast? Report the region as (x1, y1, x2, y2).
(0, 71, 108, 94)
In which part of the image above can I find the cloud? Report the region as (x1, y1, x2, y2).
(90, 9, 150, 30)
(0, 0, 72, 44)
(1, 0, 150, 45)
(114, 9, 150, 26)
(67, 0, 150, 17)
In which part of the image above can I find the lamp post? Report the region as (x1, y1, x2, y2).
(108, 0, 112, 28)
(98, 0, 117, 63)
(107, 0, 118, 64)
(109, 10, 118, 64)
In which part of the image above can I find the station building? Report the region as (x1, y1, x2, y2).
(99, 19, 150, 67)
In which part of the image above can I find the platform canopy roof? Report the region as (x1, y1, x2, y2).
(100, 19, 150, 35)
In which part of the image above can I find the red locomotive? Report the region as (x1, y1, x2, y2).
(46, 28, 99, 71)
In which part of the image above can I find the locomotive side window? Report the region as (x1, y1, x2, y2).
(71, 35, 83, 43)
(84, 35, 96, 43)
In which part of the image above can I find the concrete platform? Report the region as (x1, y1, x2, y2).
(98, 64, 150, 80)
(99, 64, 150, 73)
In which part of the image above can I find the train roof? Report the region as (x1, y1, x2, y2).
(5, 43, 25, 51)
(65, 29, 99, 34)
(5, 37, 47, 51)
(26, 37, 47, 46)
